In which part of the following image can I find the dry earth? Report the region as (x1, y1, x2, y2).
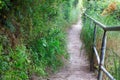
(48, 19, 97, 80)
(31, 19, 97, 80)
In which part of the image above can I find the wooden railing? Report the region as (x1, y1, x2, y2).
(84, 13, 120, 80)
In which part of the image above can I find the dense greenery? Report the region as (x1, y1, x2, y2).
(82, 0, 120, 80)
(0, 0, 81, 79)
(84, 0, 120, 26)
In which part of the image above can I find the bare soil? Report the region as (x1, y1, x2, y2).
(48, 19, 97, 80)
(31, 19, 97, 80)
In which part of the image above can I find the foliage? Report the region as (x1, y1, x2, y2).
(29, 27, 68, 75)
(0, 0, 10, 10)
(82, 0, 120, 80)
(0, 0, 81, 79)
(0, 45, 30, 80)
(84, 0, 120, 26)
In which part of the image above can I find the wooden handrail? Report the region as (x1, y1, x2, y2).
(85, 13, 120, 31)
(84, 13, 120, 80)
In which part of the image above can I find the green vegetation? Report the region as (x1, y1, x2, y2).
(84, 0, 120, 26)
(82, 0, 120, 80)
(0, 0, 81, 79)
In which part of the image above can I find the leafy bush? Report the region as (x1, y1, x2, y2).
(29, 27, 68, 75)
(0, 0, 81, 79)
(0, 0, 10, 10)
(0, 45, 30, 80)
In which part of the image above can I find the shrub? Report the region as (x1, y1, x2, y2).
(0, 0, 81, 79)
(0, 45, 30, 80)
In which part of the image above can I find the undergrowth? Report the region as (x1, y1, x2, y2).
(0, 0, 82, 79)
(82, 0, 120, 80)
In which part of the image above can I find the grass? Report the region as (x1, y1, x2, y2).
(82, 0, 120, 79)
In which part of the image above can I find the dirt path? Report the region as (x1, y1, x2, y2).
(49, 19, 96, 80)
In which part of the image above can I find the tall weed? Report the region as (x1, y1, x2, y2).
(82, 0, 120, 79)
(29, 27, 68, 74)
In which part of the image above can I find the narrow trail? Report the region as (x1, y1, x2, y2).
(49, 19, 96, 80)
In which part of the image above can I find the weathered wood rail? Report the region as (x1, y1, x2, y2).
(84, 13, 120, 80)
